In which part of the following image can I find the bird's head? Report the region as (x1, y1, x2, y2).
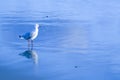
(35, 23, 39, 29)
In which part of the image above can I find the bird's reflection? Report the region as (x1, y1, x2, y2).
(19, 49, 38, 64)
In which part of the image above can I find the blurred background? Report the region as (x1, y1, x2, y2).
(0, 0, 120, 80)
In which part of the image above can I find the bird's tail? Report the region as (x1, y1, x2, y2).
(19, 35, 24, 39)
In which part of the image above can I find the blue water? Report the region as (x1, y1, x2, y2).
(0, 0, 120, 80)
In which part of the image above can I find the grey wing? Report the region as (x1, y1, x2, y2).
(23, 32, 32, 40)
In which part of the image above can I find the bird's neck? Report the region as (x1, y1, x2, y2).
(35, 27, 38, 32)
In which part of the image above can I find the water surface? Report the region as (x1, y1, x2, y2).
(0, 0, 120, 80)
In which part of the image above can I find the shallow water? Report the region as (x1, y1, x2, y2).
(0, 0, 120, 80)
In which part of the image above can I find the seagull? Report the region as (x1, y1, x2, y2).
(19, 24, 39, 48)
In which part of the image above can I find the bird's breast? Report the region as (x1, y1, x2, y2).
(31, 30, 38, 40)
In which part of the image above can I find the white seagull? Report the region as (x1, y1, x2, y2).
(19, 24, 39, 48)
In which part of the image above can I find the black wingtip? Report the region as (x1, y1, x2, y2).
(19, 35, 21, 38)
